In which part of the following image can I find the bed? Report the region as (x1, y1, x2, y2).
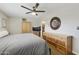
(0, 33, 49, 55)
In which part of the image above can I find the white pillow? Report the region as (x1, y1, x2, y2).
(0, 30, 9, 38)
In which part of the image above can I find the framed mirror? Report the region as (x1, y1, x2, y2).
(50, 17, 61, 30)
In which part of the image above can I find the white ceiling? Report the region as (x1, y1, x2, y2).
(0, 3, 79, 18)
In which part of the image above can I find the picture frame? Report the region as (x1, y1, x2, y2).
(50, 17, 61, 30)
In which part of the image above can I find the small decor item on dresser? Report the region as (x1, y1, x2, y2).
(50, 17, 61, 30)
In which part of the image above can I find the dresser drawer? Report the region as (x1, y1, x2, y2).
(47, 37, 56, 43)
(56, 45, 66, 54)
(43, 32, 72, 55)
(48, 43, 63, 55)
(56, 40, 65, 47)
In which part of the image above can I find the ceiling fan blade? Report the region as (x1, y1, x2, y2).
(26, 12, 32, 14)
(21, 5, 33, 11)
(35, 3, 39, 8)
(35, 10, 45, 12)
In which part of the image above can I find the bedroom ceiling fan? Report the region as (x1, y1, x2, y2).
(21, 3, 45, 16)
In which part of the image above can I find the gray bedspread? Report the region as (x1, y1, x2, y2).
(0, 33, 49, 55)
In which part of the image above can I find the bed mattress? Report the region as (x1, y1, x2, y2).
(0, 33, 49, 55)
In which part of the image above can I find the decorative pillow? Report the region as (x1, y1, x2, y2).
(0, 30, 9, 38)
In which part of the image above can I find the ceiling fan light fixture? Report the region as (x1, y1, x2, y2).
(31, 12, 36, 15)
(21, 3, 45, 16)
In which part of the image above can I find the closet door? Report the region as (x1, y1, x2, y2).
(22, 22, 32, 33)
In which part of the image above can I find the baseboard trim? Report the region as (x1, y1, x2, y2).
(72, 51, 79, 55)
(71, 52, 76, 55)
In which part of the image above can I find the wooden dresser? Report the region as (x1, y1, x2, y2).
(22, 21, 32, 33)
(43, 32, 73, 55)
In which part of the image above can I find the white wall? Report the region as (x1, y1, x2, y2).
(0, 11, 8, 30)
(8, 17, 41, 34)
(0, 11, 8, 19)
(44, 5, 79, 54)
(26, 16, 41, 27)
(0, 18, 2, 29)
(8, 18, 22, 34)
